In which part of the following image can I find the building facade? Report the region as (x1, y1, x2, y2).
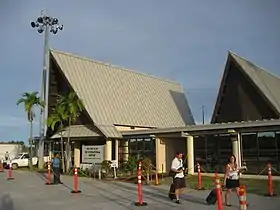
(47, 48, 194, 170)
(47, 49, 280, 175)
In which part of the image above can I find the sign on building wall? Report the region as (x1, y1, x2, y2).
(82, 145, 105, 164)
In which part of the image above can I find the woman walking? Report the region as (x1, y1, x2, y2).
(223, 155, 240, 207)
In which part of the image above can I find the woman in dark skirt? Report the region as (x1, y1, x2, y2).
(223, 155, 240, 207)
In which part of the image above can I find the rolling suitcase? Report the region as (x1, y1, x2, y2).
(206, 189, 217, 205)
(168, 183, 176, 200)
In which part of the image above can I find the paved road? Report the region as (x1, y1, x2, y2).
(0, 170, 279, 210)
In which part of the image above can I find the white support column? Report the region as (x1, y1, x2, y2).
(115, 139, 119, 161)
(231, 135, 240, 167)
(156, 137, 166, 173)
(237, 133, 242, 167)
(105, 139, 112, 161)
(74, 142, 80, 167)
(187, 135, 194, 175)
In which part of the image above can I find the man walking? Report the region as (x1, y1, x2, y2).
(52, 153, 62, 184)
(4, 151, 10, 161)
(170, 151, 186, 204)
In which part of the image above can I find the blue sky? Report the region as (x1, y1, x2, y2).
(0, 0, 280, 142)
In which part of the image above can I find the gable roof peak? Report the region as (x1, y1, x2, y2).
(228, 51, 280, 80)
(49, 48, 181, 86)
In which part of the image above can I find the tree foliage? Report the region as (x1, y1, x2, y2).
(16, 92, 44, 122)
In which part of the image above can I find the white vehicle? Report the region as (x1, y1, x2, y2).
(10, 153, 50, 169)
(0, 144, 22, 160)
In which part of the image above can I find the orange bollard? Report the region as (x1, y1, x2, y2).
(266, 163, 276, 196)
(7, 163, 14, 180)
(135, 161, 148, 206)
(45, 162, 52, 185)
(0, 159, 4, 172)
(197, 162, 202, 190)
(155, 171, 159, 186)
(239, 185, 247, 210)
(215, 173, 223, 210)
(71, 166, 81, 194)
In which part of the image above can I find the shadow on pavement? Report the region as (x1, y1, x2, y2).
(81, 181, 138, 210)
(85, 180, 180, 208)
(35, 172, 73, 191)
(110, 181, 209, 206)
(0, 194, 14, 210)
(36, 172, 47, 182)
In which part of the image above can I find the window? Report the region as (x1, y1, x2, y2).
(276, 132, 280, 171)
(127, 137, 156, 166)
(258, 132, 276, 150)
(194, 135, 207, 172)
(118, 140, 129, 168)
(23, 154, 30, 159)
(257, 132, 277, 172)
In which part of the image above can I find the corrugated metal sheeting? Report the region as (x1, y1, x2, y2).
(50, 49, 195, 138)
(51, 125, 101, 139)
(230, 52, 280, 113)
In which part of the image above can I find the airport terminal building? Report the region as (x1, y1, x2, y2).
(47, 49, 280, 175)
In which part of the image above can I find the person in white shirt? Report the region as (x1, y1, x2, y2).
(223, 155, 240, 207)
(170, 152, 186, 204)
(4, 151, 10, 161)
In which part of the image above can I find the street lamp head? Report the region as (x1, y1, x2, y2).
(31, 22, 36, 28)
(37, 17, 43, 24)
(52, 29, 58, 34)
(37, 26, 44, 33)
(52, 18, 58, 25)
(31, 12, 63, 34)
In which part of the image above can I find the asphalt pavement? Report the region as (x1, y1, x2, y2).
(0, 170, 279, 210)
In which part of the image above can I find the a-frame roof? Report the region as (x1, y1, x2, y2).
(50, 49, 195, 138)
(211, 51, 280, 123)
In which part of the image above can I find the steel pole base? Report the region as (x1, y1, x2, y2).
(71, 190, 81, 194)
(134, 202, 148, 206)
(7, 177, 14, 181)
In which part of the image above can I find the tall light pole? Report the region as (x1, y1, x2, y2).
(201, 105, 205, 124)
(31, 11, 63, 169)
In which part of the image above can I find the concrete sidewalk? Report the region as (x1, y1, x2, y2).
(0, 170, 279, 210)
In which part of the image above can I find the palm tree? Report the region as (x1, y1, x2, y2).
(16, 91, 44, 171)
(56, 92, 84, 172)
(47, 103, 67, 173)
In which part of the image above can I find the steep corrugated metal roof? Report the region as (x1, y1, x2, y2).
(230, 52, 280, 113)
(211, 51, 280, 123)
(50, 125, 101, 139)
(50, 49, 194, 138)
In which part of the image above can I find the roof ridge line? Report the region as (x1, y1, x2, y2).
(230, 51, 280, 114)
(229, 51, 280, 80)
(50, 48, 183, 86)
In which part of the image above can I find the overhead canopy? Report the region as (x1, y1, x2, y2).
(50, 125, 101, 139)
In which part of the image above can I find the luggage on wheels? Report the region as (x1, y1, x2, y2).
(168, 183, 176, 200)
(206, 189, 217, 205)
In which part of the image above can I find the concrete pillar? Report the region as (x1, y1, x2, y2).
(115, 139, 119, 161)
(187, 135, 194, 175)
(237, 133, 242, 167)
(74, 141, 80, 167)
(105, 139, 112, 161)
(231, 135, 241, 167)
(156, 137, 166, 173)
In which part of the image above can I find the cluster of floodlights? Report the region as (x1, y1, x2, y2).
(31, 16, 63, 34)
